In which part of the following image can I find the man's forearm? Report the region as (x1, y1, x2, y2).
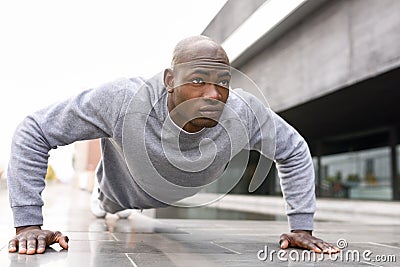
(7, 83, 127, 227)
(271, 112, 316, 230)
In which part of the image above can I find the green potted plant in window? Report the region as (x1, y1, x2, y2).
(346, 174, 360, 187)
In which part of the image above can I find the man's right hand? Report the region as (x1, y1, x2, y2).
(8, 226, 69, 254)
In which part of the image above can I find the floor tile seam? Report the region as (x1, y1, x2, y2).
(349, 242, 400, 245)
(126, 252, 250, 256)
(111, 233, 119, 241)
(210, 241, 241, 255)
(367, 242, 400, 250)
(125, 253, 138, 267)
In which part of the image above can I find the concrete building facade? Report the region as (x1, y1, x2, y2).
(203, 0, 400, 200)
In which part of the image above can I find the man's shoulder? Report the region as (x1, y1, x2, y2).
(103, 76, 147, 94)
(121, 74, 167, 120)
(228, 88, 269, 111)
(96, 75, 164, 100)
(226, 88, 276, 129)
(123, 74, 164, 98)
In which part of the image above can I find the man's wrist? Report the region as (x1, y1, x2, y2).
(16, 225, 41, 235)
(291, 229, 312, 235)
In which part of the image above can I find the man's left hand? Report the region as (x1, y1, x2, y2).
(280, 230, 339, 253)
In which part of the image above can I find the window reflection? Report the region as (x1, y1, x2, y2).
(316, 147, 392, 200)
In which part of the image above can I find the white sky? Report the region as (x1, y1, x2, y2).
(0, 0, 227, 179)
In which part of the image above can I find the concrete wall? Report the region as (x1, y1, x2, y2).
(208, 0, 400, 112)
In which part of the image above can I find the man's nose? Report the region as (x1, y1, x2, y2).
(202, 83, 222, 100)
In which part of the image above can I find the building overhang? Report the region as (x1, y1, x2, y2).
(221, 0, 328, 67)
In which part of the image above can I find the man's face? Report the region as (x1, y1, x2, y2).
(168, 62, 231, 132)
(165, 40, 231, 132)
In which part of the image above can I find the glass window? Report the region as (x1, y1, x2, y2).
(319, 147, 392, 200)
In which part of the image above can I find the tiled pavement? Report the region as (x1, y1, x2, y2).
(0, 181, 399, 266)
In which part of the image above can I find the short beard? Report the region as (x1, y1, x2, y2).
(190, 118, 219, 128)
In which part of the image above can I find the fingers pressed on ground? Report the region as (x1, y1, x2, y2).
(304, 241, 322, 253)
(36, 236, 46, 253)
(279, 234, 290, 249)
(328, 244, 341, 253)
(8, 239, 17, 253)
(26, 238, 37, 255)
(58, 236, 69, 250)
(315, 240, 331, 253)
(316, 240, 341, 253)
(280, 239, 289, 249)
(17, 238, 27, 254)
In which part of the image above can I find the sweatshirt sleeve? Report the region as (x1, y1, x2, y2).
(270, 112, 316, 231)
(7, 78, 129, 227)
(247, 95, 316, 231)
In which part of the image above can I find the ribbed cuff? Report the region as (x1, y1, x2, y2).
(12, 205, 43, 228)
(288, 213, 314, 231)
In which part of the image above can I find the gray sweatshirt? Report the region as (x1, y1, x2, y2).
(7, 75, 315, 230)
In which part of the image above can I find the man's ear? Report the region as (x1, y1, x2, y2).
(163, 68, 174, 93)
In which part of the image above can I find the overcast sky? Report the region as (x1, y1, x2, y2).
(0, 0, 227, 179)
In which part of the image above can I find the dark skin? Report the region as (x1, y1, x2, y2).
(9, 226, 68, 254)
(8, 36, 339, 255)
(165, 37, 231, 132)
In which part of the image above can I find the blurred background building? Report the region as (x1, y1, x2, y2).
(202, 0, 400, 201)
(73, 139, 101, 192)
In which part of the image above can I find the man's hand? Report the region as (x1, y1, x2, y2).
(280, 230, 339, 253)
(8, 226, 69, 255)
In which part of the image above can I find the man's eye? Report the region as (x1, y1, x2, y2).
(218, 80, 229, 87)
(192, 78, 205, 85)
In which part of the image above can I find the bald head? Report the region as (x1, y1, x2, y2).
(171, 36, 230, 67)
